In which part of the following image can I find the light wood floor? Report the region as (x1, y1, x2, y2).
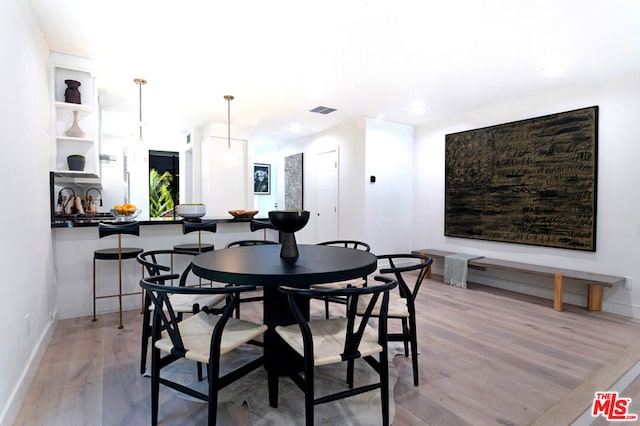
(14, 279, 640, 425)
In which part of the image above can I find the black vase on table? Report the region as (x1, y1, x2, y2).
(268, 210, 310, 260)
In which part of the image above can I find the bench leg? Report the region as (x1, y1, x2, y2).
(553, 273, 563, 312)
(418, 257, 432, 279)
(587, 285, 604, 311)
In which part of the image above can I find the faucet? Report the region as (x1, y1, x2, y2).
(57, 187, 76, 205)
(85, 187, 103, 207)
(56, 187, 76, 215)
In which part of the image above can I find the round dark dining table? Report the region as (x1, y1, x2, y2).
(191, 243, 377, 406)
(191, 243, 377, 327)
(192, 243, 377, 287)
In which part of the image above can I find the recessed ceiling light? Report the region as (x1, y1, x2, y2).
(289, 123, 300, 133)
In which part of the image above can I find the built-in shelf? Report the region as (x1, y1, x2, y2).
(50, 52, 100, 179)
(54, 101, 93, 113)
(52, 171, 101, 186)
(56, 136, 93, 143)
(53, 170, 99, 178)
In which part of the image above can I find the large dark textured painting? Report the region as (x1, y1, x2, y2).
(445, 106, 598, 251)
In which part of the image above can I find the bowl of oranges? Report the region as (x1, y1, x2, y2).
(110, 203, 141, 222)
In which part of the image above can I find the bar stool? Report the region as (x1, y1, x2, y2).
(249, 218, 277, 240)
(93, 222, 144, 329)
(174, 220, 217, 253)
(174, 220, 217, 287)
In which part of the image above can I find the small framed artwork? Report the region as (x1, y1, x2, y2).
(253, 163, 270, 194)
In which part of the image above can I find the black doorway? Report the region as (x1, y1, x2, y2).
(149, 150, 179, 217)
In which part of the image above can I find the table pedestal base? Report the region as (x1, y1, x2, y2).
(263, 286, 309, 407)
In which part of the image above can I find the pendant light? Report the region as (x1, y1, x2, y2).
(134, 78, 147, 146)
(223, 95, 236, 166)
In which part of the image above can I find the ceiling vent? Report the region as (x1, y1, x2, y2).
(310, 106, 337, 114)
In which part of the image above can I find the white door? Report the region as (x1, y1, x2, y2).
(316, 149, 339, 242)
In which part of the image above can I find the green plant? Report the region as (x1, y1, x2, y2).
(149, 168, 175, 217)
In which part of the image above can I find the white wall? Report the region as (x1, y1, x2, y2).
(0, 1, 56, 424)
(192, 127, 205, 204)
(364, 118, 415, 255)
(278, 120, 367, 245)
(100, 134, 129, 209)
(413, 74, 640, 317)
(277, 118, 414, 255)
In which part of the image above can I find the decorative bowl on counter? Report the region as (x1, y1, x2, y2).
(109, 208, 141, 222)
(176, 204, 206, 219)
(228, 209, 259, 219)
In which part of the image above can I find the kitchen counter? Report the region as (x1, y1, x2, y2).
(51, 216, 269, 228)
(52, 217, 278, 319)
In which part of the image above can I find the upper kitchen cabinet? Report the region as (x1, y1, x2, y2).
(50, 52, 100, 181)
(200, 123, 251, 216)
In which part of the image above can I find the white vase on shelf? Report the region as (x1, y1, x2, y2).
(65, 110, 87, 138)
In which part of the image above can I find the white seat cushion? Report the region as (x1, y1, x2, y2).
(311, 278, 366, 290)
(357, 293, 409, 318)
(148, 293, 227, 313)
(168, 293, 227, 312)
(154, 311, 267, 364)
(275, 317, 381, 366)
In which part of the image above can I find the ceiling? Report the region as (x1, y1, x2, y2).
(28, 0, 640, 144)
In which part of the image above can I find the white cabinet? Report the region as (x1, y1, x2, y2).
(50, 52, 100, 180)
(201, 135, 248, 216)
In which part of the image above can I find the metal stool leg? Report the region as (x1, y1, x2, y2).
(140, 264, 144, 314)
(92, 257, 97, 322)
(118, 235, 124, 329)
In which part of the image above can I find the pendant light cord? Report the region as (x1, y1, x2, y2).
(134, 78, 147, 140)
(224, 95, 234, 148)
(139, 83, 142, 139)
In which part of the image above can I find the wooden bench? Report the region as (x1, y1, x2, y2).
(411, 249, 456, 279)
(411, 249, 625, 312)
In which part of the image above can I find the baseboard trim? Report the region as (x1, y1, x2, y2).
(0, 318, 57, 426)
(601, 299, 640, 319)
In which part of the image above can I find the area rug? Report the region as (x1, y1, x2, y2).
(152, 343, 404, 425)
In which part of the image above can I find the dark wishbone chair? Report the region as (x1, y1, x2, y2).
(273, 275, 397, 426)
(136, 249, 227, 376)
(357, 253, 433, 386)
(312, 240, 372, 319)
(225, 239, 279, 319)
(140, 274, 267, 425)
